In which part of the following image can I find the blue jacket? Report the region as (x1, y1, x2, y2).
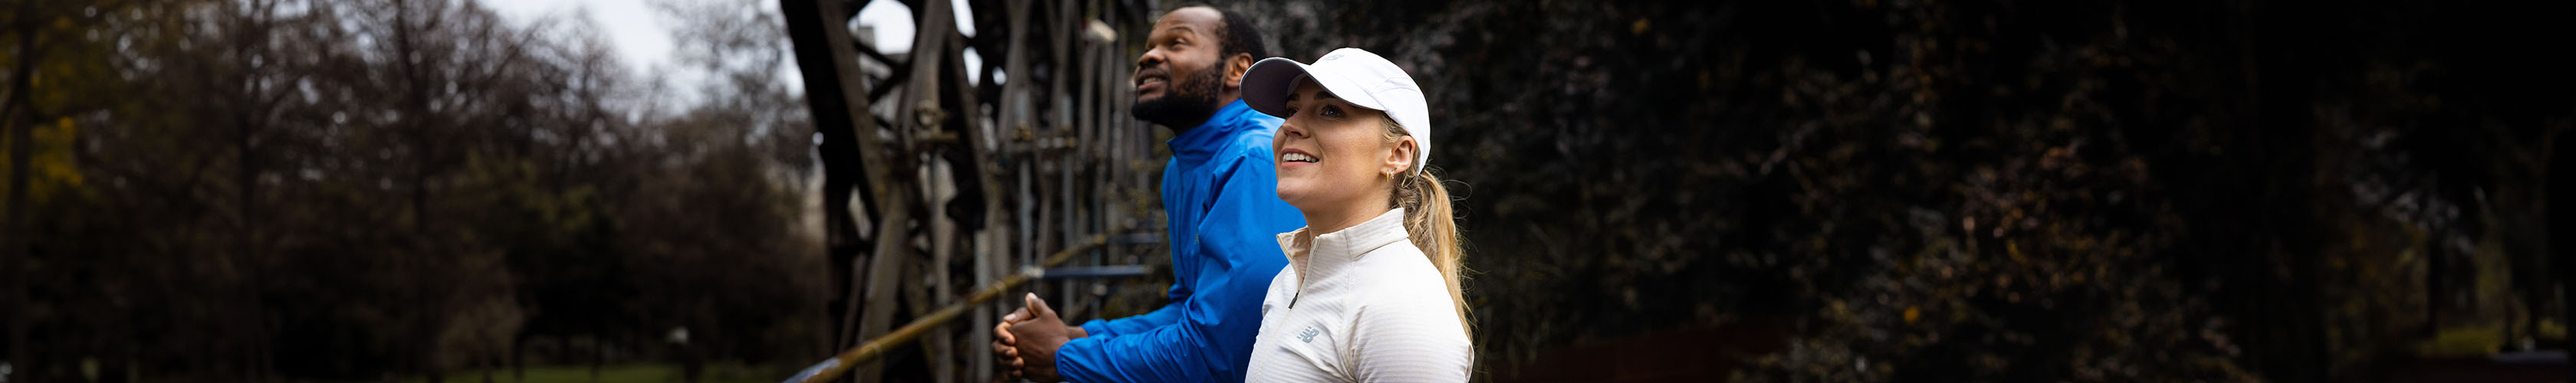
(1056, 100, 1306, 383)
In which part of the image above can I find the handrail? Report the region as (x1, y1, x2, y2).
(782, 234, 1111, 383)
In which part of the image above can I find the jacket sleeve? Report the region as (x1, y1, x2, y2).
(1081, 158, 1201, 339)
(1055, 155, 1303, 383)
(1078, 296, 1184, 339)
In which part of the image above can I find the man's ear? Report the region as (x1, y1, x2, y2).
(1224, 53, 1256, 90)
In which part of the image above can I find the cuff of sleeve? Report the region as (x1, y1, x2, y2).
(1079, 319, 1113, 339)
(1055, 336, 1106, 383)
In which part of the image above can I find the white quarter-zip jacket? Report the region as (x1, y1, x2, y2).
(1245, 208, 1473, 382)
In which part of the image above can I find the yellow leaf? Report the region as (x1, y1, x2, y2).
(1, 117, 87, 207)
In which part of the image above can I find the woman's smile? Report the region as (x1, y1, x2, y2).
(1279, 149, 1320, 169)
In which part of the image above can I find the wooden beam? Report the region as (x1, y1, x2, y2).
(851, 40, 899, 69)
(851, 0, 954, 378)
(779, 0, 892, 362)
(964, 0, 1029, 378)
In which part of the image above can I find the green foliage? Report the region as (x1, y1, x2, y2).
(1221, 0, 2569, 381)
(4, 0, 820, 380)
(8, 0, 2564, 381)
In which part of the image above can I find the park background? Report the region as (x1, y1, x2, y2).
(2, 0, 2571, 381)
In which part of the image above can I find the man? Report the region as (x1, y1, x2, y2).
(987, 5, 1304, 383)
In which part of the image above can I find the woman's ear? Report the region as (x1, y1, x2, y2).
(1383, 136, 1418, 178)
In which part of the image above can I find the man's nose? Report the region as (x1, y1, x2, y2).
(1135, 49, 1162, 69)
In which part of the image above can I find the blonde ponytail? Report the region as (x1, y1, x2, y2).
(1382, 116, 1470, 337)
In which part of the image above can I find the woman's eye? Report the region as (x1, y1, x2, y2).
(1284, 107, 1298, 116)
(1320, 106, 1344, 118)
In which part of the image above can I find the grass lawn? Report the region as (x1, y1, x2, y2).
(2415, 319, 2570, 358)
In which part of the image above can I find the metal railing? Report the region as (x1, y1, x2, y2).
(782, 234, 1109, 383)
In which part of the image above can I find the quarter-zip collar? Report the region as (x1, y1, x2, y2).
(1276, 208, 1410, 298)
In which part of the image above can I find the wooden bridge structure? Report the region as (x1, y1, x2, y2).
(779, 0, 1167, 381)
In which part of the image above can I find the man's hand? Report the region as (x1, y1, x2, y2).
(1005, 293, 1086, 383)
(991, 305, 1032, 381)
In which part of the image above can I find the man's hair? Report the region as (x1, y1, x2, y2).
(1181, 5, 1268, 62)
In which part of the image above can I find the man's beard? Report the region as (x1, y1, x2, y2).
(1130, 61, 1227, 129)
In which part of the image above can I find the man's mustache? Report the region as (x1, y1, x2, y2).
(1133, 66, 1170, 86)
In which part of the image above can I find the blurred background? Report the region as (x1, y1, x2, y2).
(2, 0, 2571, 382)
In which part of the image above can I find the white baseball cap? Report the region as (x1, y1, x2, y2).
(1242, 47, 1432, 175)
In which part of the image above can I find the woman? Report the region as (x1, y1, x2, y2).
(1236, 47, 1472, 382)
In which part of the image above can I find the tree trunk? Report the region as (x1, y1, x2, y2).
(4, 12, 41, 382)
